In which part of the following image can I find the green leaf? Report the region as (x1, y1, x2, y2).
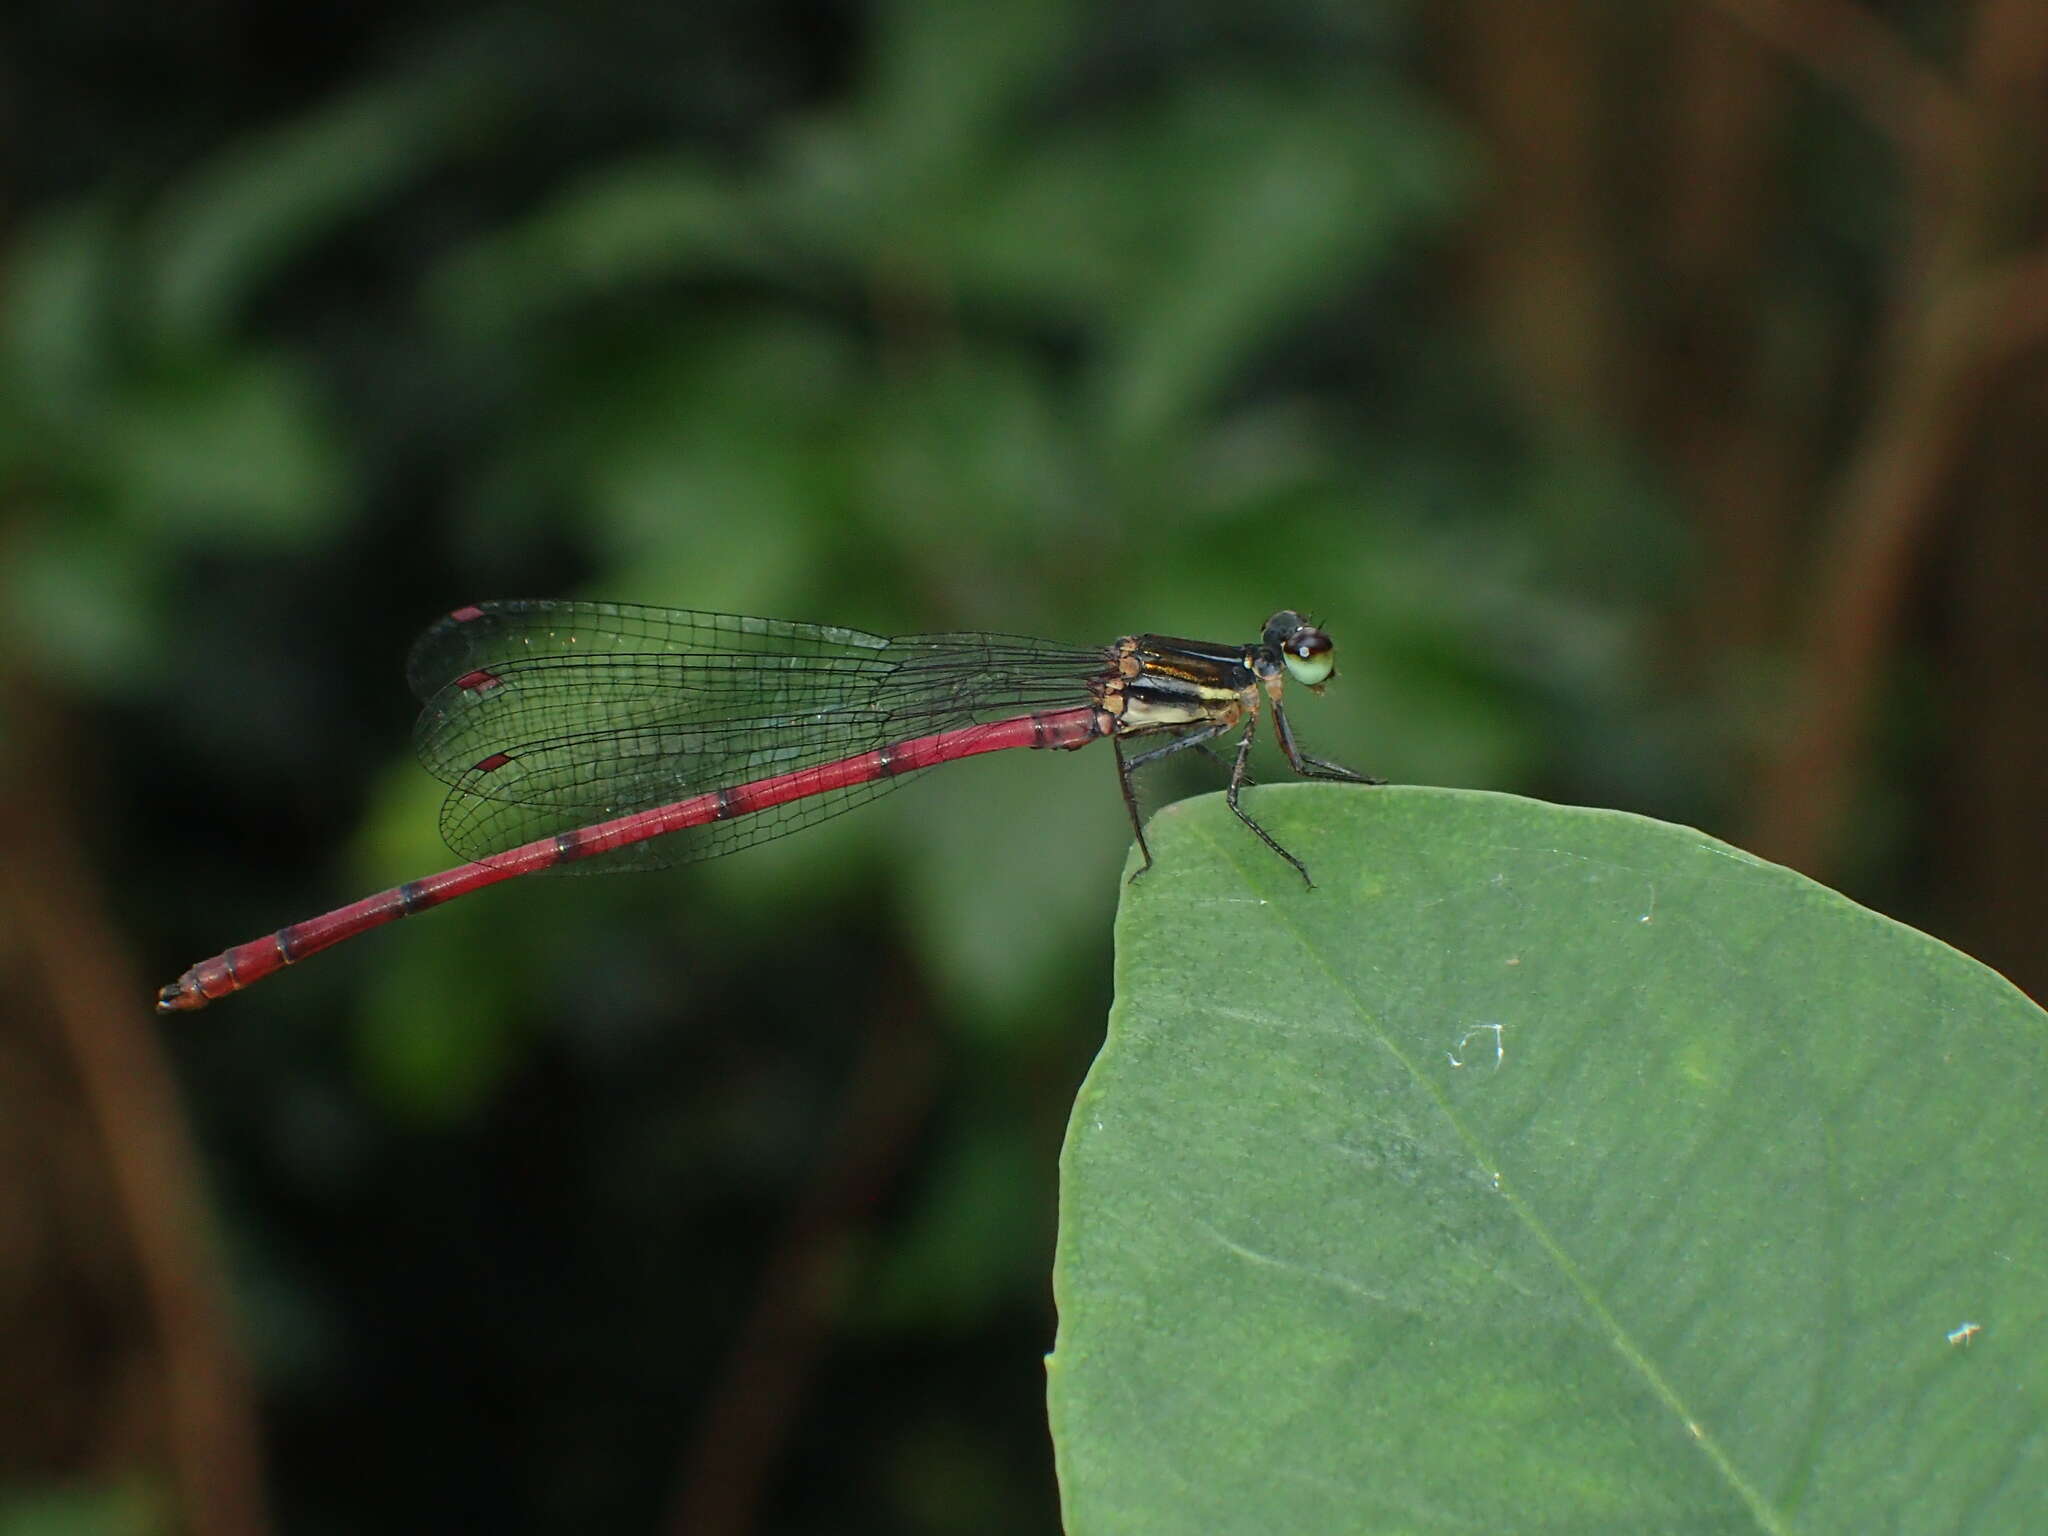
(0, 202, 121, 425)
(1051, 787, 2045, 1534)
(143, 71, 485, 346)
(1096, 79, 1467, 443)
(104, 350, 345, 540)
(861, 1110, 1048, 1332)
(4, 514, 162, 689)
(0, 1479, 167, 1536)
(949, 75, 1468, 442)
(424, 156, 791, 338)
(860, 0, 1078, 193)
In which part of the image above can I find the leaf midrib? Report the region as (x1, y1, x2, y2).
(1182, 796, 1793, 1536)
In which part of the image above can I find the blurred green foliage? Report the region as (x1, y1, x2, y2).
(0, 1483, 165, 1536)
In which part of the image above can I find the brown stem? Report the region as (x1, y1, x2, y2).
(1659, 8, 1808, 657)
(0, 684, 271, 1536)
(1934, 366, 2048, 1003)
(1447, 0, 1615, 428)
(1743, 293, 1986, 866)
(663, 969, 942, 1536)
(1744, 0, 2048, 871)
(1699, 0, 1969, 180)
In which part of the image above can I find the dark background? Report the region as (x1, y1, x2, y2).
(2, 2, 2043, 1532)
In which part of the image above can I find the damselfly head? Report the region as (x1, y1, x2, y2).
(1264, 611, 1337, 688)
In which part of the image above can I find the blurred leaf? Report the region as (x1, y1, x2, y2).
(1095, 79, 1467, 441)
(0, 1481, 166, 1536)
(1170, 402, 1339, 524)
(585, 432, 815, 598)
(143, 72, 488, 346)
(425, 156, 791, 338)
(896, 743, 1121, 1032)
(570, 317, 858, 601)
(353, 956, 525, 1125)
(1053, 787, 2046, 1532)
(348, 762, 529, 1122)
(861, 0, 1078, 197)
(862, 1110, 1046, 1332)
(0, 202, 121, 427)
(954, 74, 1468, 443)
(850, 353, 1094, 571)
(751, 0, 1080, 267)
(104, 349, 345, 540)
(5, 514, 162, 689)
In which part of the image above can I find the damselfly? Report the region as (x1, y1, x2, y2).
(157, 602, 1381, 1011)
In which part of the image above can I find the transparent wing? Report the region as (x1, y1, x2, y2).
(407, 601, 1106, 872)
(405, 601, 904, 701)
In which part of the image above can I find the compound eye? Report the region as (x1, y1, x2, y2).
(1281, 627, 1336, 687)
